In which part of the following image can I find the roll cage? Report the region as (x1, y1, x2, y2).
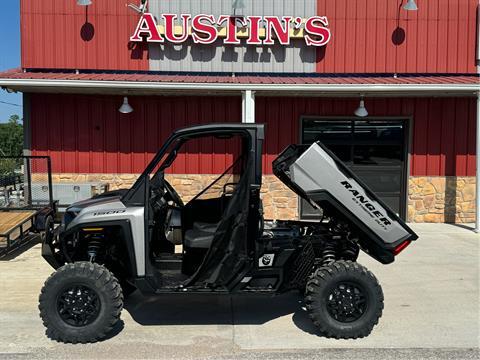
(121, 124, 265, 289)
(122, 124, 264, 207)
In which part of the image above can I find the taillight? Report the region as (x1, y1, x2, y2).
(393, 240, 411, 255)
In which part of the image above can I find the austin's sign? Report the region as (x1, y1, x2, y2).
(130, 13, 331, 46)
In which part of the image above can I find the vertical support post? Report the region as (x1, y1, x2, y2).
(242, 90, 255, 123)
(47, 156, 53, 208)
(25, 157, 32, 207)
(23, 93, 31, 156)
(476, 92, 480, 233)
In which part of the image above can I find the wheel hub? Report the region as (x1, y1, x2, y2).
(326, 282, 367, 323)
(56, 285, 100, 327)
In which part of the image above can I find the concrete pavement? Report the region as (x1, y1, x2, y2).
(0, 223, 478, 359)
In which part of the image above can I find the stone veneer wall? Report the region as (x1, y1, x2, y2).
(52, 174, 298, 220)
(52, 174, 477, 223)
(408, 176, 476, 223)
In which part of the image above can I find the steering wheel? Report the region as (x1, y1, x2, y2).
(164, 179, 184, 208)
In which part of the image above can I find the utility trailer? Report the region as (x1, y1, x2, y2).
(38, 124, 417, 343)
(0, 156, 56, 257)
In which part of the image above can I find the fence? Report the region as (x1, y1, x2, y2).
(0, 156, 53, 210)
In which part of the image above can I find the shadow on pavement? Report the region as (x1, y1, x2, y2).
(291, 306, 323, 336)
(124, 290, 318, 333)
(448, 223, 476, 232)
(0, 234, 41, 261)
(104, 319, 125, 340)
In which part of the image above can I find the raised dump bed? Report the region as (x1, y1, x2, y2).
(273, 142, 418, 264)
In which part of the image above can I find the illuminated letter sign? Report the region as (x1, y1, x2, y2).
(304, 16, 331, 46)
(130, 13, 164, 42)
(192, 14, 217, 44)
(130, 13, 331, 47)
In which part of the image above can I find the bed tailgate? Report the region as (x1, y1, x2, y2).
(273, 143, 418, 264)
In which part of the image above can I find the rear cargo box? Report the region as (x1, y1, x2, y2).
(273, 143, 418, 264)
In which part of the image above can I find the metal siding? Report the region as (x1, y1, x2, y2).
(148, 0, 317, 73)
(256, 97, 476, 176)
(20, 0, 477, 74)
(29, 95, 476, 177)
(21, 0, 149, 71)
(454, 98, 469, 176)
(316, 0, 478, 73)
(466, 99, 477, 176)
(30, 94, 241, 174)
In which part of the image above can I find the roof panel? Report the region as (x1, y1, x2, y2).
(0, 69, 478, 91)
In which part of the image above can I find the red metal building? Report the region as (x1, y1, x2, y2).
(1, 0, 479, 224)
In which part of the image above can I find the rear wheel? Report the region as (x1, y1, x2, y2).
(39, 262, 123, 343)
(305, 260, 383, 339)
(41, 215, 54, 242)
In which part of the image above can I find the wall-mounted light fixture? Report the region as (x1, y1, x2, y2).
(128, 0, 148, 14)
(232, 0, 245, 15)
(77, 0, 92, 6)
(232, 0, 246, 10)
(403, 0, 418, 11)
(354, 96, 369, 118)
(119, 97, 133, 114)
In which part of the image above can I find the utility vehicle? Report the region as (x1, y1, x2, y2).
(39, 124, 417, 343)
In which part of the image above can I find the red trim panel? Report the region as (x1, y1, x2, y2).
(21, 0, 148, 71)
(316, 0, 478, 73)
(30, 94, 241, 174)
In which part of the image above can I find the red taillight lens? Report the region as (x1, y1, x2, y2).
(393, 240, 411, 255)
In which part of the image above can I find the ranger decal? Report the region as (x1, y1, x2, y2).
(340, 181, 392, 227)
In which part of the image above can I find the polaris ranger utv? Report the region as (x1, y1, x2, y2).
(39, 124, 417, 343)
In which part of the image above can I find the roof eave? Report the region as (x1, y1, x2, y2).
(0, 78, 478, 97)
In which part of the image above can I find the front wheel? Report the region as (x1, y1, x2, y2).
(39, 262, 123, 343)
(305, 260, 383, 339)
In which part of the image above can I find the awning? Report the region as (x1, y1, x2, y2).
(0, 68, 478, 96)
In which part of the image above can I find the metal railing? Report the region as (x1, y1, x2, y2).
(0, 156, 53, 210)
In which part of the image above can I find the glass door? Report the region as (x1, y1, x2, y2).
(300, 118, 408, 220)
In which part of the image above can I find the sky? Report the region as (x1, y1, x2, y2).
(0, 0, 22, 123)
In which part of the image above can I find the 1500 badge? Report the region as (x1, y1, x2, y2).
(93, 210, 126, 216)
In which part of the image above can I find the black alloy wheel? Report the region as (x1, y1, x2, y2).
(305, 260, 383, 339)
(325, 281, 368, 323)
(39, 262, 123, 343)
(56, 284, 101, 327)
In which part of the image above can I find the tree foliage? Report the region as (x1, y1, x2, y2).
(0, 115, 23, 156)
(0, 115, 23, 175)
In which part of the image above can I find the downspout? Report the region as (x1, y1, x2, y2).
(476, 92, 480, 233)
(475, 5, 480, 232)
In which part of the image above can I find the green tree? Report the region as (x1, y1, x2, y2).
(0, 115, 23, 156)
(0, 115, 23, 175)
